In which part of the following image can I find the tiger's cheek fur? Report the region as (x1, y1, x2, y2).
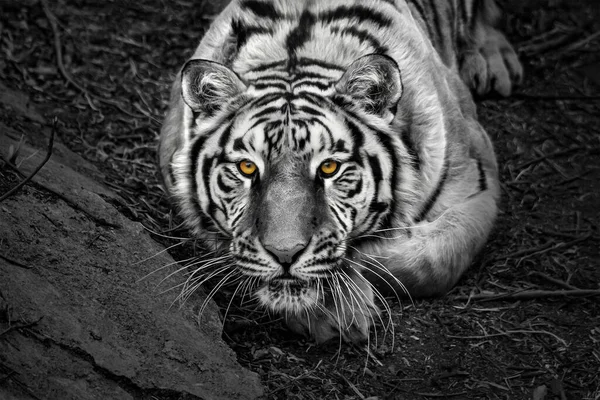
(326, 166, 376, 238)
(209, 164, 249, 232)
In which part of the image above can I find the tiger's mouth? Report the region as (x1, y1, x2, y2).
(267, 278, 307, 292)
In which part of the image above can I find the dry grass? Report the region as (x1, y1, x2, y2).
(0, 0, 598, 399)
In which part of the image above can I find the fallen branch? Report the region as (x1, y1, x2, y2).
(0, 317, 43, 337)
(0, 118, 56, 204)
(416, 391, 468, 398)
(552, 29, 600, 57)
(0, 253, 31, 269)
(515, 146, 585, 171)
(450, 289, 600, 303)
(494, 233, 592, 261)
(528, 271, 577, 290)
(447, 329, 567, 346)
(511, 93, 600, 101)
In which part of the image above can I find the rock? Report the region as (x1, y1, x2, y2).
(0, 123, 263, 400)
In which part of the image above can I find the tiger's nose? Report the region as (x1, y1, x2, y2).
(264, 243, 306, 271)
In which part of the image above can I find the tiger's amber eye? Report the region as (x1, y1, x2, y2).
(319, 160, 339, 177)
(238, 160, 257, 176)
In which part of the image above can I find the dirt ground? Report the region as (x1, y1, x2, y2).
(1, 0, 599, 399)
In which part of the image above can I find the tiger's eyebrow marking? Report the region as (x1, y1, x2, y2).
(240, 0, 281, 19)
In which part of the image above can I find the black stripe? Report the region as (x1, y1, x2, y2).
(248, 60, 287, 72)
(328, 204, 348, 232)
(253, 82, 288, 91)
(297, 57, 345, 71)
(293, 80, 332, 92)
(218, 123, 234, 149)
(401, 128, 421, 171)
(426, 0, 444, 50)
(241, 0, 280, 19)
(252, 106, 280, 119)
(293, 71, 330, 80)
(372, 127, 398, 215)
(201, 157, 217, 219)
(449, 1, 458, 58)
(189, 135, 208, 193)
(345, 177, 363, 198)
(229, 210, 245, 229)
(233, 137, 248, 152)
(248, 117, 268, 131)
(407, 0, 427, 23)
(458, 0, 469, 25)
(334, 139, 349, 153)
(415, 160, 449, 222)
(477, 158, 488, 191)
(250, 93, 282, 108)
(361, 204, 388, 234)
(286, 10, 316, 70)
(297, 105, 325, 117)
(252, 74, 289, 82)
(329, 26, 388, 54)
(366, 155, 384, 222)
(470, 0, 480, 31)
(368, 155, 383, 188)
(344, 119, 365, 164)
(319, 5, 392, 28)
(232, 19, 273, 50)
(216, 174, 233, 193)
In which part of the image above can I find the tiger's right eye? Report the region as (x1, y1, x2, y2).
(319, 160, 340, 177)
(238, 160, 257, 177)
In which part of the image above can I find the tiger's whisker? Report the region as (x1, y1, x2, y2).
(137, 255, 197, 283)
(131, 240, 189, 267)
(198, 269, 240, 316)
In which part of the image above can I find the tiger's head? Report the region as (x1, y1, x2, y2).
(161, 54, 417, 342)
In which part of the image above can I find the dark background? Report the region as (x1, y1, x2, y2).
(1, 0, 599, 399)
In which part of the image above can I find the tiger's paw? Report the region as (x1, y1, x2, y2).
(460, 27, 523, 97)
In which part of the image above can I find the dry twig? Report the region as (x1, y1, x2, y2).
(40, 0, 145, 118)
(0, 317, 43, 337)
(0, 118, 56, 204)
(451, 289, 600, 303)
(0, 254, 30, 269)
(495, 233, 592, 261)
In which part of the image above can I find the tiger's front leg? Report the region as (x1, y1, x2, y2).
(460, 26, 523, 97)
(459, 0, 523, 96)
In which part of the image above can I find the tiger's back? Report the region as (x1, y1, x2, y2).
(159, 0, 522, 343)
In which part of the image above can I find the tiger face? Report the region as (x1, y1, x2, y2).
(171, 55, 411, 333)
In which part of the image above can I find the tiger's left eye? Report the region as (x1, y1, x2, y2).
(319, 160, 339, 177)
(238, 160, 257, 177)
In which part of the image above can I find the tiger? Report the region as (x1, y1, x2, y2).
(157, 0, 523, 344)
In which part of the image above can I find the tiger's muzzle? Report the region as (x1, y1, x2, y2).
(255, 158, 322, 277)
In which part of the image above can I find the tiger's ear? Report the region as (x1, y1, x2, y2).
(181, 59, 247, 115)
(335, 54, 403, 119)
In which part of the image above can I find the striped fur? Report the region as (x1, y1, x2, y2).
(158, 0, 521, 343)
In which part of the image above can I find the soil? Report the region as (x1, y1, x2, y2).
(0, 0, 598, 399)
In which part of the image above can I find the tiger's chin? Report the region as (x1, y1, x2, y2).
(256, 279, 320, 315)
(255, 275, 379, 345)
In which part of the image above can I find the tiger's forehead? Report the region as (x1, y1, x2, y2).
(230, 93, 347, 159)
